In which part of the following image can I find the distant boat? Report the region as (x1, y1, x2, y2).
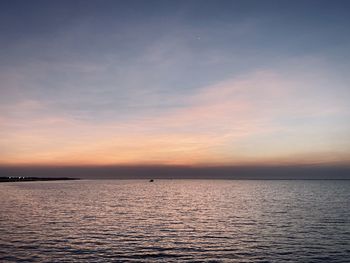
(149, 179, 154, 182)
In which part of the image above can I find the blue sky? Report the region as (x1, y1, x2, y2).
(0, 0, 349, 166)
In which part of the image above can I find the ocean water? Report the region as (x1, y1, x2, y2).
(0, 180, 349, 262)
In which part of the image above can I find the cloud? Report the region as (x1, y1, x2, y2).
(1, 60, 349, 166)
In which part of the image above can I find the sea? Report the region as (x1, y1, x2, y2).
(0, 180, 349, 262)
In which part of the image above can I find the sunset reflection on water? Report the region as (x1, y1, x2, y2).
(1, 180, 350, 262)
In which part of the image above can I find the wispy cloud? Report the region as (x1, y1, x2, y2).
(1, 59, 349, 166)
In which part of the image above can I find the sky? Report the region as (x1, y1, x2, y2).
(1, 0, 350, 170)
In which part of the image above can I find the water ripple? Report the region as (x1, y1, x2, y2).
(1, 180, 350, 262)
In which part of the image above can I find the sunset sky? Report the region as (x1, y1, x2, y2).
(1, 0, 350, 167)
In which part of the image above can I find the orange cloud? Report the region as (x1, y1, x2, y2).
(1, 69, 349, 166)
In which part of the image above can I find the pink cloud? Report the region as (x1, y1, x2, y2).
(1, 66, 349, 166)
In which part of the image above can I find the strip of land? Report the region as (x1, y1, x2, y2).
(0, 177, 79, 182)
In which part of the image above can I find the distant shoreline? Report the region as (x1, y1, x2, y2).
(0, 177, 80, 183)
